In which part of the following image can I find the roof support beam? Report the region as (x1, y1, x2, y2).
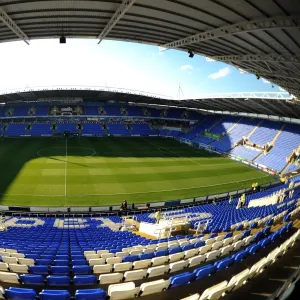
(159, 16, 300, 51)
(0, 7, 29, 45)
(210, 54, 300, 64)
(97, 0, 137, 44)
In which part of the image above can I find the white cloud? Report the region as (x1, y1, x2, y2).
(279, 87, 286, 92)
(206, 57, 216, 62)
(180, 65, 193, 71)
(208, 67, 231, 79)
(262, 78, 270, 84)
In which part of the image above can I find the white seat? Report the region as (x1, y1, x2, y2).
(0, 252, 7, 257)
(188, 254, 206, 267)
(99, 273, 123, 284)
(205, 238, 215, 245)
(114, 262, 133, 272)
(222, 237, 233, 247)
(249, 258, 267, 278)
(179, 241, 190, 247)
(9, 264, 28, 273)
(130, 250, 142, 255)
(147, 265, 169, 278)
(2, 256, 18, 264)
(146, 244, 157, 249)
(198, 245, 212, 255)
(101, 253, 115, 259)
(108, 282, 138, 300)
(0, 263, 8, 272)
(206, 250, 221, 262)
(139, 279, 170, 296)
(215, 236, 224, 242)
(233, 233, 243, 242)
(180, 293, 200, 300)
(233, 240, 244, 251)
(211, 242, 223, 251)
(106, 257, 122, 264)
(169, 252, 184, 263)
(5, 249, 17, 254)
(244, 236, 254, 246)
(97, 250, 109, 255)
(18, 258, 34, 266)
(158, 242, 169, 247)
(184, 249, 198, 259)
(93, 264, 113, 274)
(190, 238, 200, 244)
(199, 280, 228, 300)
(151, 256, 168, 266)
(168, 243, 179, 249)
(220, 245, 233, 257)
(124, 269, 147, 281)
(227, 269, 250, 292)
(116, 252, 129, 258)
(0, 271, 19, 283)
(169, 260, 188, 273)
(10, 253, 25, 259)
(133, 259, 151, 270)
(143, 248, 155, 254)
(201, 236, 209, 241)
(89, 258, 105, 266)
(156, 246, 168, 251)
(86, 254, 99, 260)
(84, 250, 96, 256)
(0, 286, 4, 299)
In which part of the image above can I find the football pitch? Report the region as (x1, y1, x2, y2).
(0, 137, 275, 206)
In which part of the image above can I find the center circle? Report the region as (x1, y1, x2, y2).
(37, 147, 96, 157)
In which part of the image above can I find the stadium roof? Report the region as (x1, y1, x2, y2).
(0, 86, 299, 118)
(0, 1, 299, 99)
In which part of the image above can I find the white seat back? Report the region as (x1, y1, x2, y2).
(139, 279, 170, 296)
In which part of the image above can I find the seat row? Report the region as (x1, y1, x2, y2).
(4, 227, 299, 300)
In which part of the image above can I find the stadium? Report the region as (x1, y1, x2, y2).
(0, 1, 299, 300)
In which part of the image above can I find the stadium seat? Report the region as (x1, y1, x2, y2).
(73, 275, 97, 285)
(39, 290, 71, 300)
(5, 287, 37, 300)
(20, 274, 44, 285)
(108, 282, 137, 300)
(75, 289, 107, 300)
(46, 275, 71, 286)
(169, 272, 193, 288)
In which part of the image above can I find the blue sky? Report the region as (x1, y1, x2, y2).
(0, 38, 286, 99)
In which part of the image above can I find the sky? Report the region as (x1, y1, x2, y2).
(0, 38, 287, 99)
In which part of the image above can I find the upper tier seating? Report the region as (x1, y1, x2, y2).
(249, 120, 282, 145)
(256, 123, 300, 172)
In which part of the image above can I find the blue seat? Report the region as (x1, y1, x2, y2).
(262, 227, 271, 236)
(193, 264, 216, 280)
(20, 274, 44, 285)
(266, 219, 274, 226)
(215, 257, 234, 271)
(50, 266, 70, 275)
(242, 230, 251, 239)
(36, 259, 52, 266)
(72, 260, 88, 266)
(5, 288, 37, 300)
(123, 255, 139, 263)
(54, 260, 69, 266)
(235, 224, 244, 231)
(29, 265, 49, 275)
(223, 232, 233, 239)
(209, 233, 217, 238)
(169, 247, 182, 255)
(75, 288, 107, 300)
(73, 275, 98, 285)
(139, 253, 154, 260)
(246, 244, 260, 255)
(72, 265, 91, 275)
(194, 242, 205, 249)
(232, 250, 248, 262)
(47, 275, 71, 286)
(250, 222, 258, 229)
(182, 244, 194, 251)
(169, 272, 192, 288)
(155, 250, 169, 257)
(39, 290, 71, 300)
(254, 231, 264, 241)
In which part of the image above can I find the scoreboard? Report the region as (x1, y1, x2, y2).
(49, 105, 85, 116)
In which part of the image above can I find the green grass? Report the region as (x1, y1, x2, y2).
(0, 137, 275, 206)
